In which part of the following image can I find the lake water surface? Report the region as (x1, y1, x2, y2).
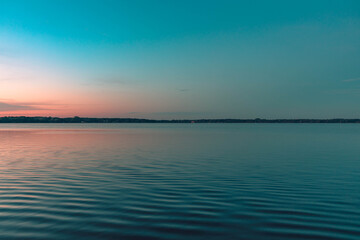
(0, 124, 360, 239)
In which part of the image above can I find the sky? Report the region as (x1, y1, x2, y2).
(0, 0, 360, 119)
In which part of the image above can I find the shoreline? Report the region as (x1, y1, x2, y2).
(0, 117, 360, 124)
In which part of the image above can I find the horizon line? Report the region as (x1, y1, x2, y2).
(1, 116, 360, 123)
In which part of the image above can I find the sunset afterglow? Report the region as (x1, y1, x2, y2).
(1, 1, 360, 118)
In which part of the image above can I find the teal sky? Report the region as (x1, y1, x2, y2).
(0, 0, 360, 118)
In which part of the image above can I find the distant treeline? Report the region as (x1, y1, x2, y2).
(0, 116, 360, 123)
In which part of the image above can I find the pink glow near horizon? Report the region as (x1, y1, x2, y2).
(0, 61, 150, 117)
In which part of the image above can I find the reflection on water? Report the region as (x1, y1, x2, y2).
(1, 124, 360, 239)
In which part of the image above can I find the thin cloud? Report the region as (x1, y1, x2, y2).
(0, 100, 59, 112)
(342, 77, 360, 82)
(0, 101, 40, 112)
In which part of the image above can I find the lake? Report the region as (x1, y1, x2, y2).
(0, 123, 359, 239)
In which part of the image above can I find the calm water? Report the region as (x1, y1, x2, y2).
(0, 124, 360, 240)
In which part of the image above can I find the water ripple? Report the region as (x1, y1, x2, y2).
(1, 124, 360, 239)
